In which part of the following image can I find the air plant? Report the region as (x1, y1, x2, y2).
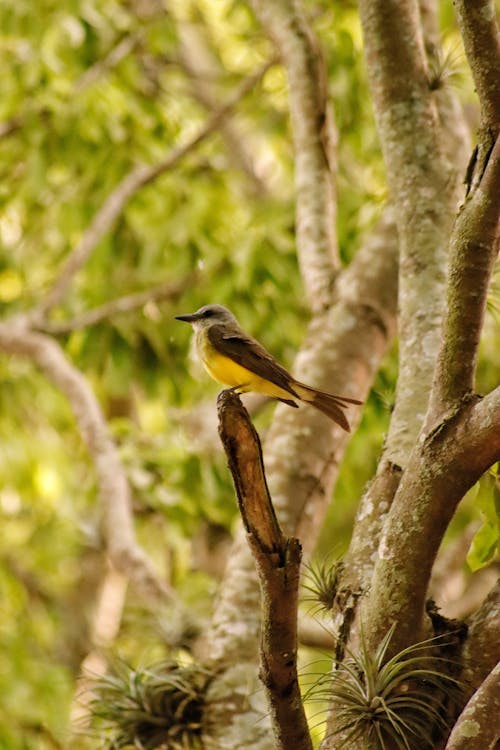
(428, 43, 464, 91)
(486, 264, 500, 321)
(302, 556, 344, 614)
(88, 659, 212, 749)
(307, 624, 462, 750)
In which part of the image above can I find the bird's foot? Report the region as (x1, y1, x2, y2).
(226, 383, 249, 394)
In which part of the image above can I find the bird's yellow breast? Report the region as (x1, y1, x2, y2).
(194, 328, 292, 399)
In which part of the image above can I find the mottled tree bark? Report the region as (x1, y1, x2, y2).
(359, 0, 460, 465)
(323, 3, 500, 748)
(444, 661, 500, 750)
(249, 0, 339, 310)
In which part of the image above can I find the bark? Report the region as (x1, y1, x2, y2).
(265, 208, 398, 544)
(444, 660, 500, 750)
(217, 390, 313, 750)
(334, 459, 402, 646)
(428, 133, 500, 420)
(419, 0, 472, 176)
(462, 579, 500, 690)
(249, 0, 339, 310)
(201, 527, 268, 750)
(453, 0, 500, 132)
(333, 1, 474, 637)
(359, 0, 460, 465)
(198, 4, 396, 747)
(364, 387, 500, 656)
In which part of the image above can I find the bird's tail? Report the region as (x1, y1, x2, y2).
(293, 382, 362, 432)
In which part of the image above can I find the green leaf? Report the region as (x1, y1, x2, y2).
(467, 521, 499, 571)
(466, 468, 500, 570)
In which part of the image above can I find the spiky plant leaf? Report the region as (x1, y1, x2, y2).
(88, 659, 212, 749)
(315, 625, 462, 750)
(302, 557, 344, 613)
(428, 43, 463, 90)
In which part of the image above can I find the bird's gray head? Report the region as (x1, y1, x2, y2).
(175, 304, 238, 329)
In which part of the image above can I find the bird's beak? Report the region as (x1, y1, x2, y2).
(175, 313, 199, 323)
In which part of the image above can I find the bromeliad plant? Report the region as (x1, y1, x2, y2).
(302, 556, 344, 614)
(309, 624, 462, 750)
(88, 659, 212, 750)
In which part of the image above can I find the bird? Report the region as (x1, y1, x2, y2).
(175, 304, 361, 432)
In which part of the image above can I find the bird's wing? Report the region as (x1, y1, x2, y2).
(207, 324, 299, 398)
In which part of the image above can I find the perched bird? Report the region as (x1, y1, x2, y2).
(175, 304, 361, 432)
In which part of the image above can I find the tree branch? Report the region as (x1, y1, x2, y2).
(337, 459, 402, 614)
(358, 0, 460, 465)
(453, 0, 500, 133)
(217, 389, 313, 750)
(0, 322, 172, 605)
(444, 660, 500, 750)
(249, 0, 339, 310)
(418, 0, 472, 176)
(364, 386, 500, 656)
(38, 273, 196, 334)
(203, 207, 398, 750)
(266, 205, 398, 544)
(462, 577, 500, 691)
(178, 19, 269, 196)
(428, 132, 500, 420)
(73, 33, 140, 93)
(32, 59, 275, 321)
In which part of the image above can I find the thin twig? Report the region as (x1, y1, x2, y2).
(38, 273, 196, 334)
(73, 34, 140, 93)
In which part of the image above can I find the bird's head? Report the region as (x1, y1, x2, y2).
(175, 304, 238, 329)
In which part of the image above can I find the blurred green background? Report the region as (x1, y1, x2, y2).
(0, 0, 497, 747)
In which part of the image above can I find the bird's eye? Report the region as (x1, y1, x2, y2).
(202, 309, 214, 318)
